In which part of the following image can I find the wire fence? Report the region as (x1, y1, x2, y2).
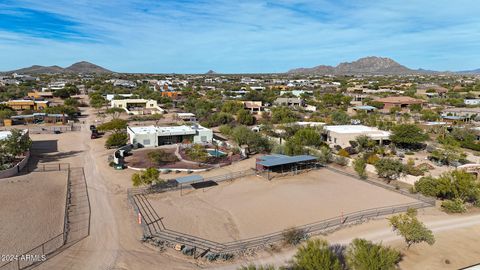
(0, 125, 81, 134)
(127, 167, 436, 255)
(27, 163, 70, 173)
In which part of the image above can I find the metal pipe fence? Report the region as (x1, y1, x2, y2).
(0, 164, 90, 270)
(127, 167, 436, 255)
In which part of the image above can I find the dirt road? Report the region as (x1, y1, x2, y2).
(34, 105, 480, 270)
(211, 213, 480, 270)
(38, 107, 194, 270)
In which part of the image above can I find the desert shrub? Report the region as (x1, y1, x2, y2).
(441, 199, 467, 213)
(185, 144, 209, 162)
(282, 227, 306, 246)
(292, 239, 342, 270)
(147, 150, 178, 165)
(353, 157, 367, 179)
(237, 265, 276, 270)
(374, 158, 406, 181)
(366, 154, 380, 165)
(414, 176, 438, 197)
(344, 146, 357, 155)
(334, 156, 349, 166)
(346, 238, 401, 270)
(406, 158, 425, 176)
(338, 148, 350, 157)
(105, 133, 128, 149)
(316, 146, 333, 164)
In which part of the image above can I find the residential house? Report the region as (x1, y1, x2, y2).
(111, 99, 164, 115)
(127, 124, 213, 147)
(323, 125, 391, 148)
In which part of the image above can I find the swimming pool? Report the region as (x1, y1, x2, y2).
(207, 149, 226, 157)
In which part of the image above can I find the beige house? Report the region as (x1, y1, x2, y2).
(323, 125, 391, 148)
(241, 101, 264, 115)
(110, 99, 164, 115)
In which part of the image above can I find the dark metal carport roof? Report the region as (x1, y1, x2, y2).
(257, 154, 318, 167)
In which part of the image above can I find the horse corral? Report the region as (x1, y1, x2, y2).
(144, 168, 421, 245)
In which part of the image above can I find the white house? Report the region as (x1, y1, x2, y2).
(127, 124, 213, 147)
(111, 99, 164, 115)
(323, 125, 391, 148)
(105, 94, 134, 101)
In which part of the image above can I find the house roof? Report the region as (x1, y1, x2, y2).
(353, 105, 377, 111)
(376, 96, 425, 104)
(257, 154, 317, 167)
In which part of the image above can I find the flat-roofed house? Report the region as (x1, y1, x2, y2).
(27, 91, 54, 99)
(241, 101, 264, 114)
(127, 124, 213, 147)
(6, 100, 49, 111)
(274, 98, 304, 107)
(323, 125, 391, 148)
(375, 96, 425, 112)
(175, 113, 197, 122)
(111, 99, 164, 115)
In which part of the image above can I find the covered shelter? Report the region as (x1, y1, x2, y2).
(256, 154, 318, 180)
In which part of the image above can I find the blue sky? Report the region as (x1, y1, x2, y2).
(1, 0, 480, 73)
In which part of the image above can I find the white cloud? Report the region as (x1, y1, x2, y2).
(1, 0, 480, 72)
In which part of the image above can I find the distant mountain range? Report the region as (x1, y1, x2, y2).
(3, 57, 480, 75)
(3, 61, 112, 75)
(287, 56, 480, 75)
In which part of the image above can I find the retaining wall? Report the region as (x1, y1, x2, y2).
(0, 151, 30, 179)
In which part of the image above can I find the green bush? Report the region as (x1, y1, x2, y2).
(338, 148, 350, 157)
(147, 150, 178, 165)
(292, 239, 342, 270)
(441, 199, 467, 213)
(346, 238, 402, 270)
(105, 133, 128, 149)
(414, 176, 438, 197)
(353, 157, 367, 179)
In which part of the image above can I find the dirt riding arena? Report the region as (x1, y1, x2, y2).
(147, 169, 418, 243)
(0, 171, 67, 256)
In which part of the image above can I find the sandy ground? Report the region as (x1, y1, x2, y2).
(213, 209, 480, 270)
(147, 169, 417, 242)
(35, 106, 196, 270)
(0, 171, 67, 256)
(12, 102, 480, 270)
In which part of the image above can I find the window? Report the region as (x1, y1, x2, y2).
(201, 136, 207, 142)
(143, 139, 150, 145)
(334, 138, 337, 143)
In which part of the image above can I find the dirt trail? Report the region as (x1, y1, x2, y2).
(211, 213, 480, 270)
(38, 107, 194, 270)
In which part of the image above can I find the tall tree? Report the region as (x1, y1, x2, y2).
(390, 124, 428, 149)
